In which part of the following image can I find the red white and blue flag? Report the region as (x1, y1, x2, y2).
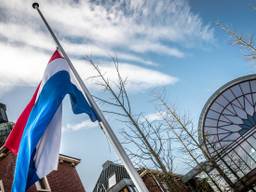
(4, 50, 97, 192)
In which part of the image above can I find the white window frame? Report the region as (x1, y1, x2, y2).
(108, 173, 116, 189)
(0, 180, 5, 192)
(35, 177, 51, 192)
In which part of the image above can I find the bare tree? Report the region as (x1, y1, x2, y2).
(155, 95, 231, 192)
(87, 57, 186, 192)
(87, 57, 237, 191)
(217, 22, 256, 60)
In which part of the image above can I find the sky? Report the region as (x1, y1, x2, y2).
(1, 0, 256, 191)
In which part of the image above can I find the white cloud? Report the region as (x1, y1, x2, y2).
(0, 43, 176, 93)
(0, 0, 213, 92)
(0, 0, 213, 54)
(129, 42, 185, 58)
(63, 41, 158, 66)
(0, 43, 47, 87)
(63, 120, 98, 132)
(0, 22, 53, 50)
(74, 60, 178, 91)
(145, 111, 166, 122)
(0, 21, 157, 66)
(98, 63, 178, 91)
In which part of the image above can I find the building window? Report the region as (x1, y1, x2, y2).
(108, 173, 116, 189)
(35, 177, 51, 192)
(0, 180, 5, 192)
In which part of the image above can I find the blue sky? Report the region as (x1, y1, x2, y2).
(0, 0, 256, 191)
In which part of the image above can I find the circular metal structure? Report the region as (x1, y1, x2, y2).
(199, 74, 256, 157)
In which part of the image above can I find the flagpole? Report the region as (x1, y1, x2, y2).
(32, 3, 149, 192)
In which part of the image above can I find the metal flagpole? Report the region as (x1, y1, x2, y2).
(32, 2, 149, 192)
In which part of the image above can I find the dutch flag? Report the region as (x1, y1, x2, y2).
(4, 50, 98, 192)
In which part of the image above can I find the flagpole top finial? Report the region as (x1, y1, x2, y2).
(32, 2, 39, 9)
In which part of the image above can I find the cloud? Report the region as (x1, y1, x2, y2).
(95, 63, 178, 91)
(0, 0, 213, 92)
(0, 0, 213, 53)
(0, 43, 176, 92)
(128, 42, 185, 58)
(0, 43, 46, 87)
(73, 59, 178, 91)
(63, 120, 98, 132)
(145, 111, 166, 122)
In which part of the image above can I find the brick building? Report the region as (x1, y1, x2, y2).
(0, 103, 86, 192)
(93, 161, 214, 192)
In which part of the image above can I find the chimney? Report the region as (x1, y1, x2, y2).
(0, 103, 11, 146)
(0, 103, 8, 124)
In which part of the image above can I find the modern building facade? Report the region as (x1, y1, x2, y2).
(0, 103, 86, 192)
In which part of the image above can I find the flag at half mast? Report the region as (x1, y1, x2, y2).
(4, 50, 98, 192)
